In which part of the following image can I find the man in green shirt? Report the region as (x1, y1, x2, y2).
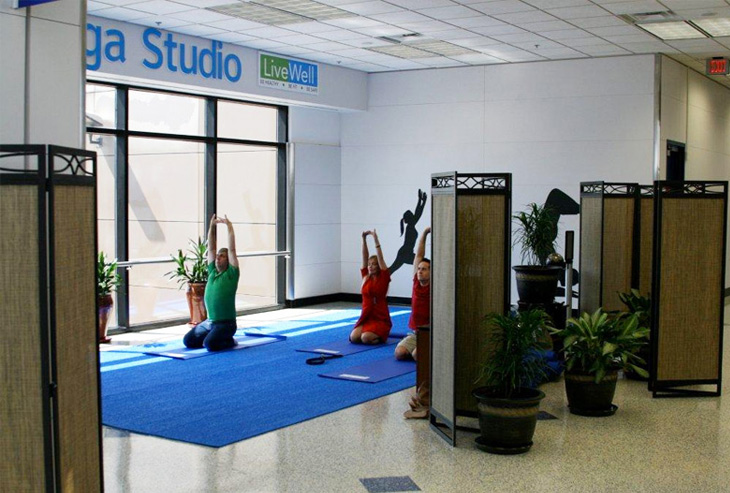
(183, 214, 240, 351)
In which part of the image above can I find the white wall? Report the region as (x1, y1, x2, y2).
(289, 106, 342, 299)
(660, 56, 730, 287)
(340, 55, 657, 300)
(0, 0, 84, 147)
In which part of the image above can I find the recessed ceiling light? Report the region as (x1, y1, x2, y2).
(368, 44, 435, 59)
(636, 21, 706, 40)
(692, 17, 730, 37)
(411, 40, 478, 57)
(210, 0, 354, 26)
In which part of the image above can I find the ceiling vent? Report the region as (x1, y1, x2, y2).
(619, 11, 679, 24)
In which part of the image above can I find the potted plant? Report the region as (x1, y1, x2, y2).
(551, 309, 649, 416)
(166, 237, 209, 325)
(618, 289, 651, 380)
(472, 309, 553, 455)
(97, 251, 122, 344)
(513, 202, 562, 305)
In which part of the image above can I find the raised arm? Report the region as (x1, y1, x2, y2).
(223, 215, 239, 269)
(361, 230, 371, 269)
(372, 229, 387, 271)
(207, 214, 217, 265)
(413, 226, 431, 276)
(413, 189, 427, 222)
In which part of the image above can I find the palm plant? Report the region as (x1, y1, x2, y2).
(513, 202, 558, 266)
(97, 251, 122, 296)
(552, 309, 649, 383)
(477, 309, 554, 398)
(166, 237, 208, 287)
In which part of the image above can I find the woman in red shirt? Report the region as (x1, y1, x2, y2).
(350, 229, 392, 344)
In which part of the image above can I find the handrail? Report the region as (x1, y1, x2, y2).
(116, 250, 290, 268)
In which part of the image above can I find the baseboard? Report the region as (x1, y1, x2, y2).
(286, 293, 410, 308)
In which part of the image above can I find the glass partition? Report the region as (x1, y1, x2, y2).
(129, 89, 205, 136)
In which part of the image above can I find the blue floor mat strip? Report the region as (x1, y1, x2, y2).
(319, 357, 416, 383)
(101, 308, 414, 448)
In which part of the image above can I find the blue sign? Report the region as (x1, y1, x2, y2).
(14, 0, 58, 7)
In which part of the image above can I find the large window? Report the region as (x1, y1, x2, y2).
(87, 83, 286, 329)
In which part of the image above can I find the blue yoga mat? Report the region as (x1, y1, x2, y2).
(319, 357, 416, 383)
(100, 308, 415, 448)
(295, 337, 398, 356)
(106, 333, 285, 360)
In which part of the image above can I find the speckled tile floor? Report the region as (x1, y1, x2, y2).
(101, 303, 730, 493)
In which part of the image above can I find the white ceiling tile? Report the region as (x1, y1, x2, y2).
(369, 11, 435, 23)
(490, 31, 548, 43)
(269, 46, 316, 56)
(567, 16, 628, 29)
(352, 25, 414, 36)
(665, 38, 727, 53)
(470, 24, 528, 36)
(536, 28, 591, 40)
(88, 1, 114, 12)
(340, 37, 396, 48)
(519, 20, 576, 32)
(660, 0, 728, 10)
(337, 1, 405, 16)
(449, 52, 504, 63)
(204, 32, 256, 43)
(587, 25, 642, 37)
(672, 7, 730, 21)
(491, 10, 558, 24)
(521, 0, 591, 7)
(91, 7, 151, 21)
(386, 0, 455, 8)
(546, 5, 609, 19)
(512, 39, 564, 50)
(418, 57, 468, 67)
(469, 1, 536, 15)
(600, 1, 671, 16)
(173, 24, 228, 36)
(328, 47, 376, 57)
(618, 41, 679, 54)
(240, 26, 298, 38)
(340, 61, 390, 70)
(535, 47, 588, 58)
(132, 15, 192, 28)
(169, 9, 231, 23)
(577, 44, 631, 55)
(304, 40, 353, 51)
(283, 21, 341, 34)
(241, 39, 289, 50)
(316, 29, 374, 41)
(449, 36, 503, 47)
(417, 5, 484, 20)
(602, 33, 656, 44)
(428, 28, 484, 40)
(91, 0, 148, 5)
(445, 15, 506, 28)
(276, 33, 327, 45)
(322, 16, 386, 28)
(559, 37, 611, 47)
(205, 18, 268, 31)
(399, 20, 460, 33)
(167, 0, 232, 6)
(125, 0, 192, 15)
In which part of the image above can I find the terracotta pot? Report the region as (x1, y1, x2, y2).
(98, 294, 113, 344)
(187, 282, 207, 325)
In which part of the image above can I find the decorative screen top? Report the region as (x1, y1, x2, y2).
(0, 145, 45, 175)
(655, 181, 727, 197)
(581, 182, 637, 196)
(50, 151, 94, 177)
(432, 172, 510, 191)
(639, 185, 653, 197)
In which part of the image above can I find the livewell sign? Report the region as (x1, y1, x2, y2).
(259, 53, 319, 95)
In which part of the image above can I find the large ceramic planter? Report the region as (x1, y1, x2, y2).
(565, 370, 618, 416)
(98, 294, 113, 344)
(513, 265, 562, 305)
(472, 386, 545, 454)
(187, 282, 207, 325)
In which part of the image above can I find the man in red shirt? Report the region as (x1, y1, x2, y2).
(394, 226, 431, 418)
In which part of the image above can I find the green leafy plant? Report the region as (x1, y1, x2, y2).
(476, 309, 554, 399)
(97, 251, 122, 296)
(513, 202, 558, 266)
(551, 309, 650, 384)
(618, 289, 651, 328)
(166, 237, 208, 288)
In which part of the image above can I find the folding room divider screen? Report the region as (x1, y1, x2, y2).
(579, 182, 641, 313)
(638, 185, 654, 296)
(650, 181, 727, 397)
(429, 172, 511, 446)
(0, 145, 102, 491)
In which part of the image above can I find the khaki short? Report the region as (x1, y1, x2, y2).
(396, 332, 417, 355)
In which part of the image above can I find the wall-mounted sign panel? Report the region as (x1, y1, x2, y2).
(706, 57, 729, 76)
(86, 16, 367, 111)
(259, 53, 318, 95)
(14, 0, 58, 7)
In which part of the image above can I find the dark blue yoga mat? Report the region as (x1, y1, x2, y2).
(319, 357, 416, 383)
(100, 308, 415, 447)
(295, 337, 398, 356)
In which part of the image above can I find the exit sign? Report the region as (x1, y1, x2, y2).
(706, 57, 729, 76)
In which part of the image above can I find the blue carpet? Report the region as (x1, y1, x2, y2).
(101, 308, 414, 447)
